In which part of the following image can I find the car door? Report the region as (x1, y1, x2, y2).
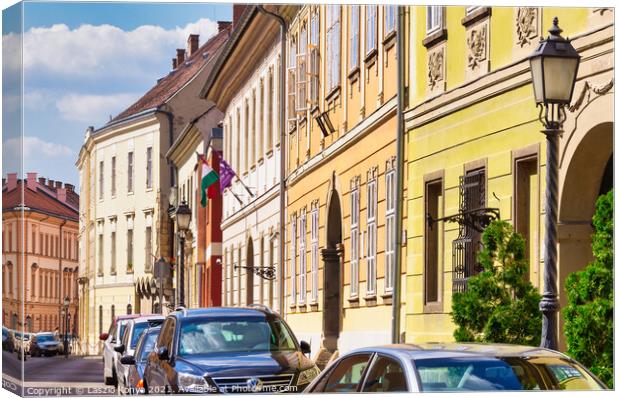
(310, 354, 373, 393)
(145, 317, 175, 393)
(361, 354, 410, 392)
(117, 322, 133, 388)
(104, 324, 117, 377)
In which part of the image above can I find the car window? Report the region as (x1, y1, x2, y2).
(122, 323, 132, 347)
(524, 357, 603, 390)
(137, 331, 160, 362)
(318, 354, 372, 393)
(362, 355, 408, 392)
(157, 318, 176, 353)
(130, 323, 150, 349)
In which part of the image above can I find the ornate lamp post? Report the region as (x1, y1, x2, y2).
(175, 200, 191, 308)
(528, 17, 580, 350)
(63, 296, 70, 357)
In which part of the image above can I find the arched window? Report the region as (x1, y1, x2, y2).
(126, 304, 132, 315)
(111, 305, 115, 324)
(98, 305, 103, 335)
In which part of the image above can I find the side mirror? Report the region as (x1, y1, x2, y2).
(300, 340, 311, 355)
(114, 344, 126, 354)
(99, 333, 109, 341)
(120, 355, 136, 365)
(157, 346, 169, 361)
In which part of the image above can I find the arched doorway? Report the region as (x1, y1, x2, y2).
(246, 238, 254, 305)
(321, 189, 343, 352)
(558, 121, 613, 348)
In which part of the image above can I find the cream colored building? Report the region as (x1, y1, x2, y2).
(77, 28, 230, 354)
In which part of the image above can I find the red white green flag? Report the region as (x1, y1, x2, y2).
(199, 154, 218, 207)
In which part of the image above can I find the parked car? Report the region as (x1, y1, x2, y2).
(304, 343, 608, 392)
(30, 333, 63, 357)
(2, 326, 15, 352)
(143, 306, 319, 394)
(101, 314, 143, 386)
(120, 326, 162, 395)
(14, 331, 32, 359)
(115, 316, 165, 393)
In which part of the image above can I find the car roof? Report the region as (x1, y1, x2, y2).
(115, 314, 144, 322)
(171, 306, 276, 319)
(347, 343, 567, 360)
(128, 315, 165, 324)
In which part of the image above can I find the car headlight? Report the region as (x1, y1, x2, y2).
(177, 372, 215, 393)
(297, 366, 320, 386)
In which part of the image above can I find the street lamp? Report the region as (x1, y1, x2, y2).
(63, 296, 70, 357)
(176, 200, 191, 308)
(528, 17, 580, 350)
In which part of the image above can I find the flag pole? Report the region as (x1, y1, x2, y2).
(209, 144, 255, 197)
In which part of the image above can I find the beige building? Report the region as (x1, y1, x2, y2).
(77, 27, 231, 354)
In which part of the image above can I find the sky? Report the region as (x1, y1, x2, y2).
(2, 1, 233, 187)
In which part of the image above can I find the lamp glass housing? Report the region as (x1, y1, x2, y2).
(176, 202, 191, 231)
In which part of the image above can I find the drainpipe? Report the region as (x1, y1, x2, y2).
(392, 6, 406, 344)
(257, 5, 287, 317)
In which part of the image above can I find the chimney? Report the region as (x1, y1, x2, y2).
(217, 21, 232, 33)
(27, 172, 38, 190)
(187, 34, 199, 57)
(55, 181, 63, 189)
(233, 4, 249, 29)
(172, 58, 178, 70)
(47, 179, 55, 188)
(39, 177, 47, 185)
(57, 187, 67, 203)
(176, 49, 186, 66)
(7, 173, 17, 190)
(64, 183, 75, 193)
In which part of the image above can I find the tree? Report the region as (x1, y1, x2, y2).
(451, 220, 541, 345)
(563, 189, 613, 388)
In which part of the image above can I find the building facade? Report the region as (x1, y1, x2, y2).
(77, 26, 231, 354)
(2, 173, 79, 335)
(283, 4, 407, 360)
(404, 6, 613, 349)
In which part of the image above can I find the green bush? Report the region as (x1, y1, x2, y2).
(563, 189, 613, 388)
(451, 220, 542, 345)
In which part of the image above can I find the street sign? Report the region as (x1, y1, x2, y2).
(154, 257, 170, 279)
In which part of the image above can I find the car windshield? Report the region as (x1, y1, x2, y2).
(130, 323, 150, 348)
(38, 335, 56, 343)
(415, 356, 604, 391)
(137, 331, 159, 362)
(178, 317, 297, 356)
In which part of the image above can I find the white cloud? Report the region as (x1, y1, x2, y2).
(4, 18, 219, 79)
(3, 136, 74, 159)
(56, 92, 142, 123)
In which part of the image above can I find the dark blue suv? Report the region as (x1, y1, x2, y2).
(143, 306, 319, 394)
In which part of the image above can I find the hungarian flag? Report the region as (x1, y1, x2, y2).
(198, 153, 218, 207)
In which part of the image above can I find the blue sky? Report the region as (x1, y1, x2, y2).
(2, 1, 232, 187)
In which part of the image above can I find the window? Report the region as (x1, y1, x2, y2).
(296, 24, 308, 112)
(99, 160, 104, 200)
(244, 100, 250, 172)
(127, 152, 134, 193)
(326, 5, 341, 92)
(298, 209, 307, 304)
(32, 230, 36, 253)
(98, 233, 104, 275)
(267, 70, 274, 149)
(290, 214, 297, 305)
(365, 6, 377, 55)
(145, 226, 152, 271)
(385, 168, 396, 293)
(350, 178, 360, 298)
(251, 91, 256, 166)
(99, 305, 103, 336)
(309, 10, 320, 105)
(287, 35, 297, 126)
(111, 231, 116, 274)
(110, 305, 115, 324)
(310, 202, 319, 303)
(384, 6, 397, 36)
(426, 6, 443, 34)
(146, 147, 153, 189)
(366, 174, 377, 296)
(127, 228, 134, 272)
(258, 79, 264, 158)
(111, 156, 116, 196)
(515, 155, 538, 280)
(425, 178, 442, 308)
(349, 6, 360, 71)
(362, 355, 407, 392)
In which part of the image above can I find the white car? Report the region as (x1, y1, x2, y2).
(101, 315, 142, 386)
(114, 315, 164, 393)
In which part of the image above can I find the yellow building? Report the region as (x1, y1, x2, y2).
(404, 6, 613, 349)
(284, 5, 407, 360)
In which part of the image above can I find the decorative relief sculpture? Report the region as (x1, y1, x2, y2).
(569, 78, 614, 112)
(428, 48, 444, 89)
(516, 7, 538, 47)
(467, 24, 487, 70)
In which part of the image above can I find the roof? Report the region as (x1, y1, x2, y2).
(2, 179, 79, 221)
(348, 343, 566, 360)
(108, 25, 231, 124)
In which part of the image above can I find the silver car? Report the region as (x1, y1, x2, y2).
(304, 343, 607, 392)
(114, 315, 164, 394)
